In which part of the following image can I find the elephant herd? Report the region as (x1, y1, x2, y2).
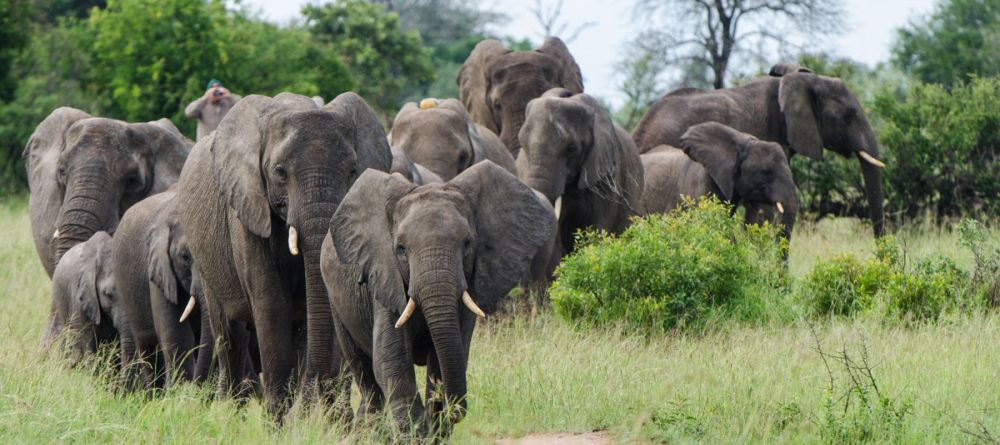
(29, 37, 886, 439)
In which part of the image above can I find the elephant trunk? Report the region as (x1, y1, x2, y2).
(421, 288, 468, 422)
(55, 168, 120, 263)
(193, 295, 214, 383)
(500, 114, 526, 157)
(117, 319, 138, 390)
(300, 195, 340, 396)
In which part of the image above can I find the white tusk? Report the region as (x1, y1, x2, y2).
(53, 229, 60, 240)
(179, 296, 197, 323)
(553, 195, 563, 221)
(463, 291, 486, 318)
(857, 150, 886, 168)
(288, 226, 299, 256)
(395, 298, 417, 329)
(776, 202, 785, 214)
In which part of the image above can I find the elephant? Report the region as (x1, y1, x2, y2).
(390, 147, 444, 185)
(641, 122, 799, 239)
(321, 161, 555, 437)
(458, 37, 583, 156)
(24, 108, 192, 278)
(517, 88, 645, 255)
(389, 98, 516, 181)
(110, 189, 213, 390)
(177, 92, 392, 418)
(42, 232, 118, 366)
(631, 65, 887, 237)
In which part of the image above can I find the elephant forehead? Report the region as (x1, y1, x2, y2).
(67, 119, 131, 151)
(396, 187, 470, 219)
(396, 109, 466, 137)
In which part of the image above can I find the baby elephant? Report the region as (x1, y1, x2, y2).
(642, 122, 799, 238)
(111, 189, 212, 389)
(321, 161, 555, 437)
(43, 231, 118, 365)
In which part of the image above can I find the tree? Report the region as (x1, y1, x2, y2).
(529, 0, 594, 44)
(632, 0, 844, 89)
(0, 0, 32, 101)
(303, 0, 433, 116)
(614, 34, 669, 129)
(892, 0, 1000, 88)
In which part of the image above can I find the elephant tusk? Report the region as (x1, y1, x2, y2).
(395, 298, 417, 329)
(179, 296, 197, 323)
(553, 195, 563, 221)
(463, 291, 486, 318)
(288, 226, 299, 256)
(53, 229, 60, 240)
(776, 202, 785, 214)
(857, 150, 886, 168)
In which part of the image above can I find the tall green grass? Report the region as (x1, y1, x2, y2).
(1, 198, 998, 444)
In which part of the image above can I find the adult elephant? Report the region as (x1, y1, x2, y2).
(177, 92, 391, 418)
(321, 162, 554, 438)
(111, 189, 212, 389)
(632, 68, 887, 236)
(642, 122, 799, 240)
(458, 37, 583, 156)
(389, 98, 515, 180)
(24, 108, 192, 277)
(517, 88, 644, 255)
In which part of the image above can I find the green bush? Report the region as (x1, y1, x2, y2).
(798, 235, 975, 322)
(550, 197, 787, 333)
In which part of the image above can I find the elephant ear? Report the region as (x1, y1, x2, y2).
(769, 63, 814, 77)
(129, 119, 192, 195)
(538, 37, 584, 93)
(326, 92, 393, 174)
(331, 169, 415, 314)
(680, 122, 742, 200)
(147, 222, 178, 306)
(778, 73, 824, 160)
(450, 161, 555, 312)
(458, 39, 510, 134)
(210, 95, 272, 238)
(75, 232, 111, 325)
(438, 98, 517, 175)
(575, 94, 620, 192)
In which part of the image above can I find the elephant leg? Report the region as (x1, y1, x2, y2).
(372, 304, 423, 436)
(250, 295, 295, 421)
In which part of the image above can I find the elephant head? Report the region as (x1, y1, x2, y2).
(680, 122, 799, 239)
(390, 98, 515, 181)
(777, 72, 886, 236)
(211, 92, 391, 375)
(24, 108, 192, 276)
(458, 37, 583, 156)
(331, 161, 554, 423)
(517, 88, 636, 213)
(147, 197, 200, 321)
(74, 231, 118, 336)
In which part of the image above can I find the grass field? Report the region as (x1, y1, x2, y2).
(1, 197, 998, 444)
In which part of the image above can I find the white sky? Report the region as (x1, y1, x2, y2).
(246, 0, 939, 107)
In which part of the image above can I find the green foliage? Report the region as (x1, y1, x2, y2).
(303, 0, 433, 117)
(873, 77, 1000, 219)
(798, 235, 979, 322)
(550, 197, 787, 333)
(959, 218, 1000, 304)
(0, 0, 33, 101)
(892, 0, 1000, 87)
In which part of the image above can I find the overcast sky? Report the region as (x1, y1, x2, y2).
(246, 0, 939, 106)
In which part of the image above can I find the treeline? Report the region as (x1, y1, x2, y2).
(0, 0, 509, 193)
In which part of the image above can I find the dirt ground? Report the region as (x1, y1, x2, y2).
(496, 431, 611, 445)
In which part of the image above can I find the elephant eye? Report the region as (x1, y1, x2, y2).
(58, 166, 66, 177)
(125, 173, 140, 189)
(395, 244, 406, 256)
(458, 152, 469, 164)
(464, 238, 472, 251)
(274, 165, 288, 181)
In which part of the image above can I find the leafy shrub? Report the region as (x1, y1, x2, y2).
(959, 218, 1000, 305)
(550, 197, 787, 333)
(798, 235, 975, 322)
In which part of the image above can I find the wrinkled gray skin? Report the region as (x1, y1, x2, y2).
(321, 162, 554, 438)
(24, 108, 191, 278)
(390, 147, 444, 185)
(111, 190, 213, 390)
(43, 232, 118, 365)
(642, 122, 799, 240)
(389, 98, 516, 181)
(177, 92, 392, 419)
(458, 37, 583, 156)
(632, 66, 886, 237)
(517, 88, 645, 255)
